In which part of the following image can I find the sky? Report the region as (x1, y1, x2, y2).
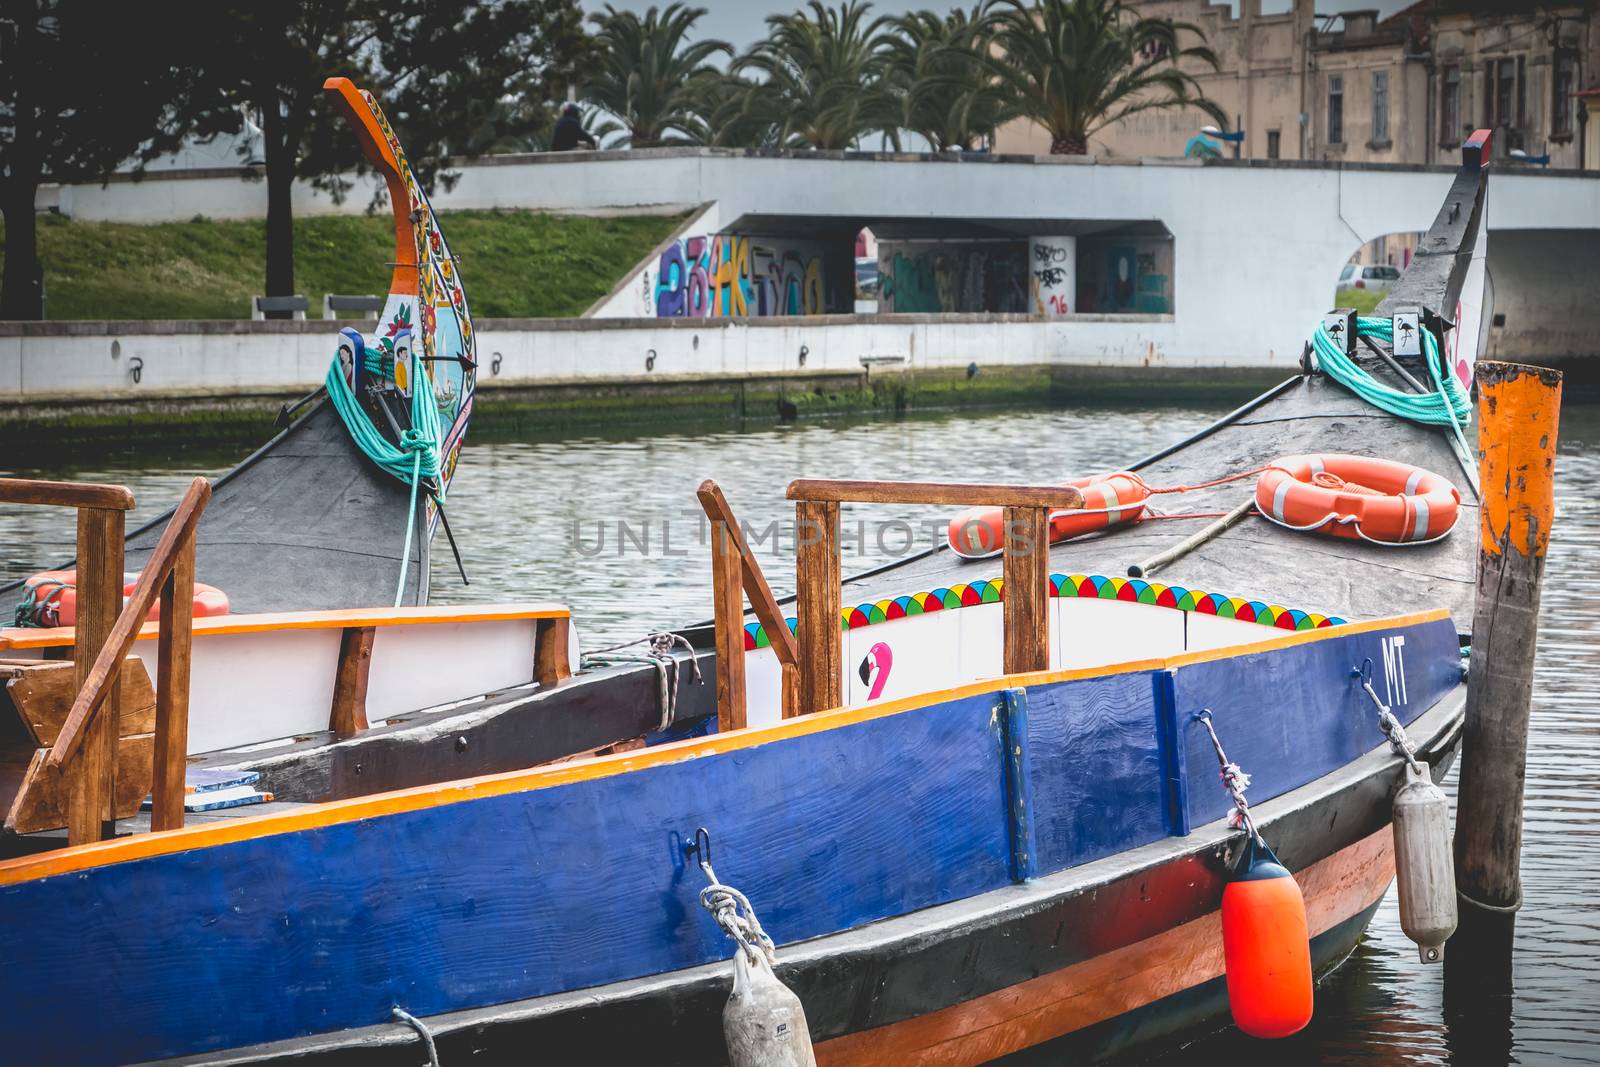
(578, 0, 1418, 52)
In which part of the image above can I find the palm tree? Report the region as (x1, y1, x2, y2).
(727, 1, 900, 151)
(884, 7, 1017, 151)
(585, 4, 732, 148)
(981, 0, 1226, 156)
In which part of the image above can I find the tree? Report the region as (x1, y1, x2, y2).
(884, 7, 1017, 152)
(203, 0, 598, 304)
(727, 1, 900, 151)
(0, 0, 224, 319)
(981, 0, 1225, 156)
(585, 4, 731, 148)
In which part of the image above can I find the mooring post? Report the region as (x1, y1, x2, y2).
(1452, 360, 1562, 930)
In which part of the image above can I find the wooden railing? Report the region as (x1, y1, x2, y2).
(697, 481, 799, 730)
(1, 478, 135, 844)
(0, 476, 212, 844)
(784, 479, 1085, 716)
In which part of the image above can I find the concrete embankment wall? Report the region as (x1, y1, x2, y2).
(1, 313, 1293, 451)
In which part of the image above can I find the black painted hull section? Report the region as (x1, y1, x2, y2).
(4, 399, 427, 614)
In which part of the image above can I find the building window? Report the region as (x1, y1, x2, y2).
(1495, 58, 1516, 128)
(1555, 49, 1577, 138)
(1441, 65, 1460, 144)
(1267, 129, 1281, 159)
(1329, 74, 1344, 145)
(1372, 71, 1390, 143)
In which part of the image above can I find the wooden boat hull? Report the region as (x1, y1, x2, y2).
(0, 611, 1460, 1065)
(152, 671, 1462, 1067)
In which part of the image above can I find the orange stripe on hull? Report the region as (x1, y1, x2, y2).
(814, 828, 1395, 1066)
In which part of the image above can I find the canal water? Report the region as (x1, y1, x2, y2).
(2, 401, 1596, 1064)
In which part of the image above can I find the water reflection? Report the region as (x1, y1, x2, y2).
(2, 402, 1597, 1064)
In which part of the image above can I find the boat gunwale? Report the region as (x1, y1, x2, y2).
(0, 606, 1451, 888)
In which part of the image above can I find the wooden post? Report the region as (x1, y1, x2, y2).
(1002, 506, 1051, 675)
(795, 499, 842, 716)
(328, 626, 376, 736)
(711, 520, 748, 733)
(1454, 361, 1562, 916)
(696, 481, 802, 717)
(67, 507, 124, 846)
(535, 617, 573, 688)
(150, 537, 195, 831)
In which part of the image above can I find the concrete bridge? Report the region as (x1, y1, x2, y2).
(10, 148, 1599, 420)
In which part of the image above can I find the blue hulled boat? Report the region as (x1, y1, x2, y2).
(0, 88, 1496, 1065)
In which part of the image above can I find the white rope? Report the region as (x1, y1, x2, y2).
(1193, 709, 1262, 843)
(391, 1006, 441, 1067)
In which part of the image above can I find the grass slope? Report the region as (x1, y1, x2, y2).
(0, 210, 681, 320)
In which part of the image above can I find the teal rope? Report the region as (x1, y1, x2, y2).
(1312, 315, 1475, 479)
(1311, 316, 1469, 426)
(325, 343, 445, 606)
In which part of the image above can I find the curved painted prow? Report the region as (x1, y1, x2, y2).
(321, 77, 477, 512)
(323, 77, 418, 297)
(1376, 128, 1493, 391)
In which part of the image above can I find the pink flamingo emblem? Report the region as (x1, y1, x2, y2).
(858, 642, 893, 701)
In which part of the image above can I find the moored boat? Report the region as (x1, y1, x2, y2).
(0, 106, 1497, 1065)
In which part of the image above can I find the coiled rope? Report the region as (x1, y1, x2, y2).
(1310, 315, 1475, 490)
(582, 631, 703, 731)
(325, 336, 444, 608)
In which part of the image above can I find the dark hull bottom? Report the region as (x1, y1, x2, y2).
(995, 896, 1385, 1066)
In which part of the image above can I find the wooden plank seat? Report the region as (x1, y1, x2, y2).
(1, 657, 158, 834)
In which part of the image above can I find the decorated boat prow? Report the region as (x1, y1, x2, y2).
(5, 78, 476, 618)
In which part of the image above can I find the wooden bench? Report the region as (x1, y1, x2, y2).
(0, 657, 158, 834)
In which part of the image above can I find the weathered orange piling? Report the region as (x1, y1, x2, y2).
(1453, 360, 1562, 919)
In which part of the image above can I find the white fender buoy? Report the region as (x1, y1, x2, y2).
(723, 946, 818, 1067)
(1392, 761, 1458, 962)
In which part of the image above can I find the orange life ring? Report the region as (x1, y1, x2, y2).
(19, 570, 230, 628)
(947, 473, 1151, 559)
(1255, 454, 1460, 544)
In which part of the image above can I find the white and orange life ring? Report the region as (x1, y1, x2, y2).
(1255, 455, 1460, 545)
(19, 570, 230, 629)
(947, 473, 1150, 559)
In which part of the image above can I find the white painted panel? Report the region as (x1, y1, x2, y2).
(365, 619, 537, 723)
(144, 629, 344, 754)
(956, 602, 1005, 685)
(844, 611, 961, 707)
(1185, 612, 1271, 653)
(744, 646, 783, 728)
(1057, 599, 1184, 669)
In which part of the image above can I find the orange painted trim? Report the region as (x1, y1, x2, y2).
(0, 609, 1440, 887)
(322, 77, 416, 295)
(1164, 607, 1451, 668)
(0, 603, 570, 651)
(811, 829, 1395, 1066)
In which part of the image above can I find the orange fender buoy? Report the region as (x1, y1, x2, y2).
(1221, 836, 1314, 1039)
(1256, 454, 1459, 545)
(947, 473, 1150, 559)
(20, 570, 230, 629)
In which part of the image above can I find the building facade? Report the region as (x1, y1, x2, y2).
(995, 1, 1597, 171)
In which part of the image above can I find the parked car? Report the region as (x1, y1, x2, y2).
(1338, 263, 1401, 292)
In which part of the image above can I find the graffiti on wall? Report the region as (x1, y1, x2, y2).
(1075, 237, 1173, 314)
(1030, 238, 1075, 317)
(876, 241, 1029, 314)
(655, 234, 825, 318)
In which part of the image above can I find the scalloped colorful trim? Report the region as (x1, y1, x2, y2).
(742, 573, 1346, 651)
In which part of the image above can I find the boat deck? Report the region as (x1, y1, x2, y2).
(841, 376, 1479, 629)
